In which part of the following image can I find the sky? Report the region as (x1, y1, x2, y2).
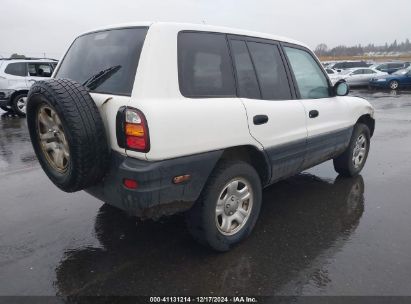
(1, 0, 410, 59)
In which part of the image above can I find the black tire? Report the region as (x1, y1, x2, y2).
(186, 160, 262, 251)
(26, 79, 110, 192)
(11, 93, 27, 116)
(333, 123, 370, 177)
(389, 80, 399, 90)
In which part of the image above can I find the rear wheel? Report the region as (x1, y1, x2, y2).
(11, 93, 27, 116)
(186, 160, 262, 251)
(389, 80, 399, 90)
(333, 123, 370, 177)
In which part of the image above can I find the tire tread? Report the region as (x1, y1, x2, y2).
(27, 79, 109, 192)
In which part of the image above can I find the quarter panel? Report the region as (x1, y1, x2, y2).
(133, 97, 258, 160)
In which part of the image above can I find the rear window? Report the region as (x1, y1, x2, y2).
(247, 42, 292, 100)
(230, 40, 260, 99)
(55, 27, 148, 96)
(388, 63, 404, 68)
(353, 61, 368, 68)
(178, 32, 236, 98)
(332, 63, 343, 69)
(5, 62, 27, 76)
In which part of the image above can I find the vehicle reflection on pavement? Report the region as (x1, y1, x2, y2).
(0, 113, 38, 174)
(55, 174, 364, 296)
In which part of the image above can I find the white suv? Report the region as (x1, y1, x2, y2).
(26, 22, 375, 251)
(0, 58, 57, 115)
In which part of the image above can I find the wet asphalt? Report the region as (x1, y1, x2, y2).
(0, 89, 411, 296)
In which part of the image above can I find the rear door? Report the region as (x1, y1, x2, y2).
(228, 36, 307, 182)
(282, 45, 352, 169)
(348, 69, 364, 85)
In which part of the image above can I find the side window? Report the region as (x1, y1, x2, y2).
(230, 40, 260, 99)
(379, 64, 388, 70)
(352, 69, 363, 75)
(364, 69, 376, 74)
(4, 62, 27, 76)
(178, 32, 236, 97)
(247, 42, 292, 100)
(284, 46, 330, 99)
(28, 63, 53, 77)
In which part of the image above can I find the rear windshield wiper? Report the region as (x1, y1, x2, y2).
(82, 65, 122, 91)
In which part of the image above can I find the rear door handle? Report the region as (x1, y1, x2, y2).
(253, 115, 269, 125)
(309, 110, 319, 118)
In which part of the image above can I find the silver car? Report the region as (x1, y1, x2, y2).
(325, 68, 344, 85)
(340, 68, 387, 87)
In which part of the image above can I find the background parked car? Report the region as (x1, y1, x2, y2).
(325, 68, 344, 85)
(330, 61, 370, 72)
(340, 68, 388, 87)
(369, 62, 409, 74)
(369, 68, 411, 90)
(0, 58, 57, 115)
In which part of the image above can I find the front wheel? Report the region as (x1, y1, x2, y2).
(389, 80, 399, 90)
(333, 123, 370, 177)
(186, 160, 262, 251)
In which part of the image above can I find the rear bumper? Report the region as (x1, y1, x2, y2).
(86, 150, 222, 219)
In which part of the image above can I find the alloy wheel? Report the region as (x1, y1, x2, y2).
(36, 105, 70, 172)
(352, 134, 367, 169)
(215, 178, 253, 236)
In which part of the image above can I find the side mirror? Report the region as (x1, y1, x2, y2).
(334, 80, 349, 96)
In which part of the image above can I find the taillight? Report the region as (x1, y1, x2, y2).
(123, 108, 150, 152)
(123, 178, 138, 189)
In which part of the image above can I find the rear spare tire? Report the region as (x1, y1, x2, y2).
(26, 79, 109, 192)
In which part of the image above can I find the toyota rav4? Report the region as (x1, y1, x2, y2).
(26, 22, 375, 251)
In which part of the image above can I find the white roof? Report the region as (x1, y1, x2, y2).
(80, 21, 309, 49)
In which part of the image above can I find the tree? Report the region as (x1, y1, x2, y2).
(405, 39, 410, 51)
(315, 43, 328, 56)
